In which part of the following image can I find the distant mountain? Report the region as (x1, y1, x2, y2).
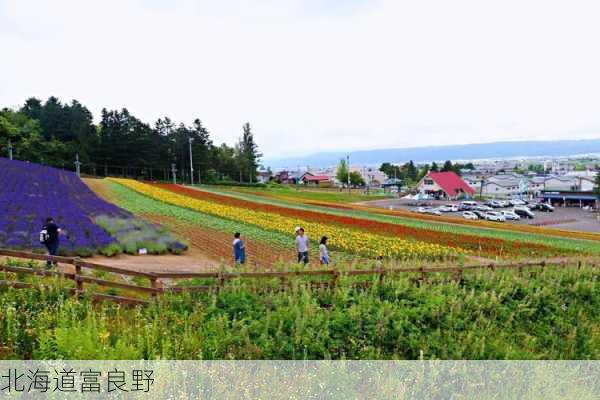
(265, 139, 600, 169)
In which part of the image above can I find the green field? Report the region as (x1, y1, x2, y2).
(210, 184, 392, 204)
(1, 262, 598, 359)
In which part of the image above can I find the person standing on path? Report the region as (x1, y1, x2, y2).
(319, 236, 329, 265)
(41, 217, 61, 269)
(233, 232, 246, 265)
(295, 227, 309, 265)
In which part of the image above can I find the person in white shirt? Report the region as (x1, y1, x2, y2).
(319, 236, 329, 265)
(295, 227, 309, 264)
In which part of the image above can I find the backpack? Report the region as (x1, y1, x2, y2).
(39, 229, 49, 244)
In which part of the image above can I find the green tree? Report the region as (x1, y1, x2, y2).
(336, 158, 349, 185)
(236, 122, 262, 183)
(379, 162, 401, 180)
(190, 119, 212, 183)
(430, 162, 439, 172)
(401, 160, 418, 182)
(417, 164, 430, 180)
(441, 160, 454, 172)
(349, 171, 365, 186)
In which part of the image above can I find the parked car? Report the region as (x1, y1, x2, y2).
(498, 200, 511, 208)
(485, 212, 506, 222)
(501, 210, 521, 221)
(444, 204, 459, 212)
(513, 207, 535, 219)
(461, 201, 478, 208)
(475, 205, 493, 212)
(485, 200, 504, 208)
(509, 199, 527, 206)
(472, 210, 488, 219)
(417, 207, 441, 216)
(462, 211, 479, 220)
(530, 203, 555, 212)
(437, 205, 457, 213)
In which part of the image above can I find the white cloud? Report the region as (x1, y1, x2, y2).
(1, 0, 599, 158)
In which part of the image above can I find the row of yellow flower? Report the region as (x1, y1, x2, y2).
(110, 179, 462, 260)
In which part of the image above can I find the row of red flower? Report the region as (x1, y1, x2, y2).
(152, 184, 559, 258)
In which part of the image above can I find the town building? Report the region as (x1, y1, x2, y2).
(416, 171, 475, 199)
(299, 172, 332, 187)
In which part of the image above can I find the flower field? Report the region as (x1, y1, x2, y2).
(0, 158, 185, 256)
(110, 179, 459, 261)
(153, 183, 564, 258)
(0, 158, 123, 255)
(225, 185, 600, 242)
(88, 179, 314, 266)
(199, 185, 600, 256)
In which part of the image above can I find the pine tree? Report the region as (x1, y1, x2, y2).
(237, 123, 262, 182)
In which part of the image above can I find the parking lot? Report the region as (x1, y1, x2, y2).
(364, 198, 600, 233)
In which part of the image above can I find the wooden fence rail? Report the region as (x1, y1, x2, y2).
(1, 249, 599, 305)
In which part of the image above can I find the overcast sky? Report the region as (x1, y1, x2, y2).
(1, 0, 600, 158)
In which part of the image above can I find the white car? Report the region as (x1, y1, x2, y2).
(485, 212, 506, 222)
(510, 199, 527, 206)
(426, 208, 442, 216)
(462, 211, 479, 220)
(476, 205, 493, 212)
(438, 204, 459, 212)
(461, 201, 478, 207)
(501, 211, 521, 221)
(417, 207, 441, 216)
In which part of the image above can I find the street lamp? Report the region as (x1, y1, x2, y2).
(75, 153, 81, 177)
(188, 137, 194, 185)
(347, 154, 351, 194)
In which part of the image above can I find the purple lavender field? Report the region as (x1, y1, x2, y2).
(0, 157, 133, 256)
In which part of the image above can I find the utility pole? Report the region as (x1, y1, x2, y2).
(188, 137, 194, 185)
(8, 139, 13, 160)
(75, 153, 81, 177)
(347, 154, 351, 194)
(171, 163, 177, 184)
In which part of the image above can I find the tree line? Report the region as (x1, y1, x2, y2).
(0, 96, 262, 183)
(378, 160, 475, 185)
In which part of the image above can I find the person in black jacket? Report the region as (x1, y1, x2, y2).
(42, 217, 61, 268)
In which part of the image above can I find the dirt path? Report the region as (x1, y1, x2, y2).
(141, 213, 292, 268)
(87, 247, 219, 274)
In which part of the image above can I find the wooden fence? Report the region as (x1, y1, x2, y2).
(0, 249, 597, 305)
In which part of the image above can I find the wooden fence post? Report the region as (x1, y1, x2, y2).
(455, 266, 463, 283)
(149, 277, 159, 298)
(331, 270, 340, 288)
(217, 273, 226, 292)
(74, 258, 83, 299)
(378, 268, 385, 285)
(420, 266, 427, 283)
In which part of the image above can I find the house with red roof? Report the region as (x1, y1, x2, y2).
(417, 171, 475, 199)
(299, 172, 332, 187)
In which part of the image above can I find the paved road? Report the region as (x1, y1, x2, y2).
(364, 198, 600, 233)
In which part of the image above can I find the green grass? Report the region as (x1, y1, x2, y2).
(209, 184, 391, 204)
(1, 262, 598, 359)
